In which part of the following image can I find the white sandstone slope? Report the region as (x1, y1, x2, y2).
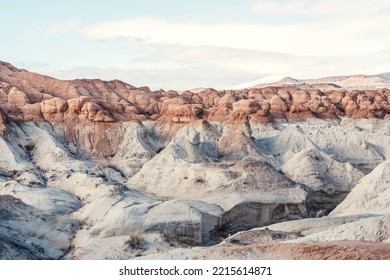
(282, 147, 364, 193)
(0, 182, 81, 215)
(234, 154, 390, 245)
(330, 159, 390, 216)
(255, 124, 319, 163)
(0, 195, 78, 260)
(299, 119, 390, 171)
(0, 126, 34, 172)
(128, 124, 307, 209)
(255, 120, 389, 171)
(1, 117, 390, 259)
(285, 215, 390, 244)
(143, 199, 223, 243)
(0, 121, 227, 259)
(109, 122, 162, 178)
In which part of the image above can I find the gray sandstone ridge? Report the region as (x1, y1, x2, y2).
(1, 61, 390, 260)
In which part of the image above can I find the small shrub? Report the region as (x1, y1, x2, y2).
(125, 230, 144, 249)
(177, 236, 197, 246)
(193, 176, 204, 184)
(161, 233, 198, 247)
(291, 229, 303, 237)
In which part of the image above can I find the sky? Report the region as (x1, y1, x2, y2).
(1, 0, 390, 90)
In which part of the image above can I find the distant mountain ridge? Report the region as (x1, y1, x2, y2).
(251, 73, 390, 90)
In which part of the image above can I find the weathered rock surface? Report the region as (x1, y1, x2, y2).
(1, 61, 390, 260)
(137, 240, 390, 260)
(330, 159, 390, 216)
(1, 61, 390, 157)
(0, 195, 78, 259)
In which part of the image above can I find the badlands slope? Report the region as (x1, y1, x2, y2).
(1, 61, 390, 259)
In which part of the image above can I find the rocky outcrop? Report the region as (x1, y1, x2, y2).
(1, 62, 390, 157)
(2, 60, 390, 260)
(330, 159, 390, 217)
(2, 63, 387, 124)
(144, 200, 223, 244)
(0, 109, 6, 134)
(0, 195, 78, 259)
(282, 148, 365, 215)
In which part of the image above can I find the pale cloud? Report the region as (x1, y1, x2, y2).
(84, 12, 390, 58)
(33, 64, 263, 90)
(48, 18, 80, 34)
(16, 61, 50, 69)
(251, 0, 390, 19)
(42, 1, 390, 89)
(138, 44, 390, 80)
(137, 45, 300, 74)
(29, 45, 390, 90)
(250, 0, 390, 17)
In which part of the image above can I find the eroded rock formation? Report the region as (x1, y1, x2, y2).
(1, 61, 390, 260)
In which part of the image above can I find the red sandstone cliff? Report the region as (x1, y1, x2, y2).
(1, 60, 390, 156)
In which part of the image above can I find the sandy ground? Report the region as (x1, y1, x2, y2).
(144, 241, 390, 260)
(224, 241, 390, 260)
(139, 228, 390, 260)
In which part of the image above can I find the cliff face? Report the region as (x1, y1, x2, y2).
(2, 61, 390, 126)
(1, 61, 389, 157)
(1, 61, 390, 260)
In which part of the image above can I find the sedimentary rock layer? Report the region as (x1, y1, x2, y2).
(1, 61, 390, 260)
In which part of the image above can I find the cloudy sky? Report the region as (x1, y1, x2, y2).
(1, 0, 390, 90)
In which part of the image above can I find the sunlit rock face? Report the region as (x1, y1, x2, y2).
(1, 60, 390, 260)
